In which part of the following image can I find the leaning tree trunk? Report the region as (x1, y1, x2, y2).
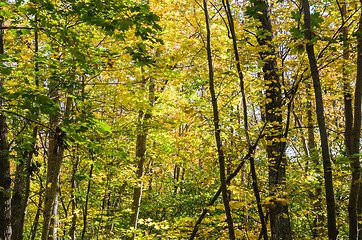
(302, 0, 337, 238)
(0, 16, 12, 240)
(251, 0, 292, 238)
(203, 0, 235, 238)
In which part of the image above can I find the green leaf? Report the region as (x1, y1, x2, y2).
(311, 12, 324, 29)
(290, 27, 303, 39)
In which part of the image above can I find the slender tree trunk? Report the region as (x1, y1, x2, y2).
(250, 155, 268, 240)
(302, 0, 337, 238)
(223, 1, 267, 238)
(342, 3, 362, 239)
(30, 196, 42, 240)
(81, 163, 93, 240)
(250, 1, 292, 238)
(189, 127, 266, 239)
(203, 0, 235, 238)
(306, 89, 324, 238)
(0, 16, 12, 240)
(353, 4, 362, 239)
(130, 80, 154, 238)
(69, 156, 80, 240)
(96, 173, 109, 240)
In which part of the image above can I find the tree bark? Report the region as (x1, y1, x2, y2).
(203, 0, 235, 238)
(306, 88, 324, 238)
(0, 16, 12, 240)
(341, 3, 362, 239)
(69, 156, 80, 240)
(250, 1, 292, 239)
(41, 85, 72, 239)
(130, 79, 154, 238)
(302, 0, 337, 238)
(11, 16, 39, 240)
(223, 1, 267, 238)
(11, 140, 35, 240)
(81, 163, 93, 240)
(30, 184, 43, 240)
(353, 4, 362, 239)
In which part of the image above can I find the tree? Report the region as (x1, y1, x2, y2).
(302, 0, 337, 238)
(0, 15, 12, 240)
(2, 0, 362, 239)
(247, 0, 293, 238)
(130, 75, 155, 238)
(203, 0, 235, 238)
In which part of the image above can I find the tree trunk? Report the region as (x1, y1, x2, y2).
(223, 1, 267, 238)
(11, 18, 39, 239)
(69, 156, 80, 240)
(251, 1, 292, 238)
(30, 185, 43, 240)
(11, 149, 34, 240)
(302, 0, 337, 238)
(306, 89, 324, 238)
(342, 3, 362, 239)
(41, 88, 72, 239)
(81, 163, 93, 240)
(0, 16, 12, 240)
(353, 4, 362, 239)
(130, 80, 154, 238)
(203, 0, 235, 238)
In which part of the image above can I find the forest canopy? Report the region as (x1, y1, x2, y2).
(0, 0, 361, 239)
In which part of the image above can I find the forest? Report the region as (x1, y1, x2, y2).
(1, 0, 362, 239)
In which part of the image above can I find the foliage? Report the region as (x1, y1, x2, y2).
(0, 0, 361, 239)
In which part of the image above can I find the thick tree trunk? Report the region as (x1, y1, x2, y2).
(251, 1, 292, 239)
(0, 16, 12, 240)
(302, 0, 337, 238)
(203, 0, 235, 238)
